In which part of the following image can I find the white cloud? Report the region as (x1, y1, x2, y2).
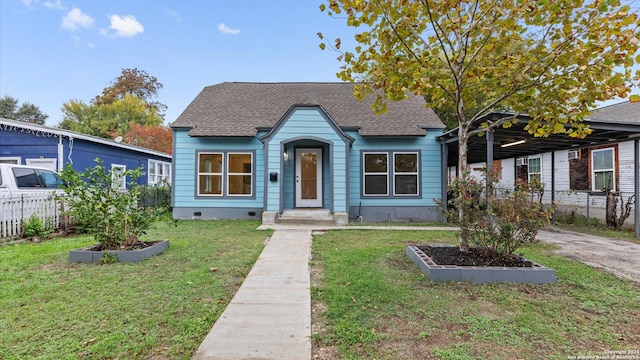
(62, 8, 94, 31)
(21, 0, 38, 9)
(43, 0, 66, 10)
(217, 23, 240, 35)
(168, 10, 182, 23)
(106, 14, 144, 38)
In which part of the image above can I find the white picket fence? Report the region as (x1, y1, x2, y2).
(0, 191, 64, 240)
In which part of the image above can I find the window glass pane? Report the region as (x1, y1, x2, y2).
(395, 175, 418, 195)
(199, 175, 222, 195)
(395, 153, 417, 172)
(228, 154, 252, 173)
(149, 161, 156, 175)
(593, 149, 613, 170)
(13, 168, 39, 188)
(364, 175, 387, 195)
(228, 175, 251, 195)
(39, 170, 62, 188)
(594, 171, 613, 190)
(528, 158, 541, 173)
(199, 154, 222, 173)
(365, 154, 387, 172)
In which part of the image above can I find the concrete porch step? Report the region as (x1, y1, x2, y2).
(276, 209, 335, 225)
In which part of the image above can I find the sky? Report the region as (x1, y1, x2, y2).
(0, 0, 357, 126)
(1, 1, 637, 128)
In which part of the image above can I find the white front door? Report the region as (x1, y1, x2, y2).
(295, 148, 322, 208)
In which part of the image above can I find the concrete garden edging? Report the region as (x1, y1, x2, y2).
(406, 244, 555, 284)
(69, 240, 169, 263)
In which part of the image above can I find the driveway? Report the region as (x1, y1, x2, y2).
(537, 228, 640, 284)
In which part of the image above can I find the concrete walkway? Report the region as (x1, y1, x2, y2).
(192, 229, 313, 360)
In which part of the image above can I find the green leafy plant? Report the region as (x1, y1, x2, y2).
(57, 159, 169, 250)
(100, 252, 118, 264)
(21, 213, 52, 239)
(442, 171, 553, 257)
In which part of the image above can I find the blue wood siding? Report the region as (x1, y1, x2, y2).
(0, 127, 170, 186)
(346, 129, 443, 207)
(264, 108, 348, 212)
(172, 131, 264, 208)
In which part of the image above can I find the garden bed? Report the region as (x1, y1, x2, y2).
(406, 244, 555, 284)
(69, 240, 169, 263)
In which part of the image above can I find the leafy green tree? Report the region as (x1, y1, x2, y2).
(59, 94, 163, 139)
(0, 95, 48, 125)
(320, 0, 639, 251)
(93, 68, 167, 118)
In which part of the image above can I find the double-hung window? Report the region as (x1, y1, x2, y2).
(198, 152, 253, 197)
(528, 157, 541, 182)
(227, 153, 253, 196)
(148, 160, 172, 186)
(592, 148, 615, 191)
(362, 151, 419, 197)
(394, 153, 419, 195)
(111, 164, 126, 190)
(363, 153, 389, 196)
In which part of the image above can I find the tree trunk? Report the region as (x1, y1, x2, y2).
(458, 124, 470, 252)
(605, 189, 618, 228)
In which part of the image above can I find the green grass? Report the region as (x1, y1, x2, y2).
(0, 220, 270, 360)
(553, 213, 639, 244)
(311, 230, 640, 360)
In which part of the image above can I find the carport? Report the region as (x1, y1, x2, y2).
(438, 111, 640, 238)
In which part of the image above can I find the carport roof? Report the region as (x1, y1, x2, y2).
(439, 104, 640, 167)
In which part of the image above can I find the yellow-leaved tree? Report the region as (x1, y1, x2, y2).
(320, 0, 640, 251)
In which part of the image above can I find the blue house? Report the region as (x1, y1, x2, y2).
(0, 118, 172, 188)
(170, 82, 445, 224)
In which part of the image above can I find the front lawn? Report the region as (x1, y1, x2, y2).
(311, 230, 640, 360)
(0, 220, 269, 360)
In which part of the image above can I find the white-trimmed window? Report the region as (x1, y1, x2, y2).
(111, 164, 127, 190)
(148, 160, 172, 186)
(592, 147, 615, 191)
(0, 157, 20, 164)
(197, 152, 253, 197)
(394, 152, 419, 196)
(363, 151, 420, 197)
(528, 157, 541, 182)
(363, 153, 389, 196)
(198, 153, 223, 196)
(227, 153, 253, 196)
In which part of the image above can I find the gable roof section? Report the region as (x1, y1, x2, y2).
(587, 101, 640, 124)
(171, 82, 444, 137)
(0, 118, 171, 160)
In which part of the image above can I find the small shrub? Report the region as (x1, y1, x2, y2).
(57, 159, 171, 250)
(441, 171, 553, 257)
(21, 214, 52, 240)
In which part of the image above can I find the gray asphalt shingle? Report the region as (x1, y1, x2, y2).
(171, 82, 444, 136)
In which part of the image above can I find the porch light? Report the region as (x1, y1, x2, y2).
(283, 150, 289, 160)
(501, 139, 526, 148)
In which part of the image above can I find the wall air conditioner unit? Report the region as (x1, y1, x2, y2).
(516, 158, 528, 166)
(567, 149, 580, 160)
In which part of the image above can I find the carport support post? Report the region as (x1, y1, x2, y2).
(635, 139, 639, 239)
(441, 141, 449, 222)
(486, 131, 494, 193)
(551, 151, 556, 225)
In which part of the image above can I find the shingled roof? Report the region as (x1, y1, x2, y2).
(587, 101, 640, 124)
(171, 82, 444, 137)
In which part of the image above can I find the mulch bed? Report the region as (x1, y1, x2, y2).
(418, 246, 533, 267)
(86, 241, 160, 251)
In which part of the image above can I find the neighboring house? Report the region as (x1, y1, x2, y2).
(170, 82, 446, 224)
(452, 102, 640, 221)
(0, 118, 172, 188)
